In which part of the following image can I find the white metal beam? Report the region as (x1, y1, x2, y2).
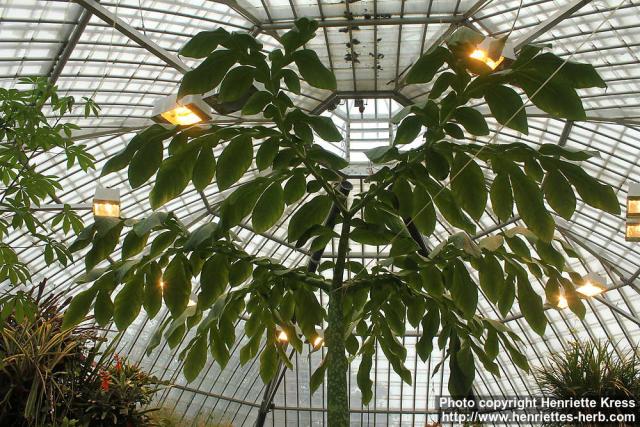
(513, 0, 594, 50)
(74, 0, 190, 74)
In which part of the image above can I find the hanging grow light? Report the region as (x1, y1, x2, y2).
(576, 273, 608, 297)
(468, 36, 516, 71)
(152, 94, 211, 126)
(93, 185, 120, 218)
(626, 218, 640, 242)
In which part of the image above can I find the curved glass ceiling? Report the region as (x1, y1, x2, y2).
(1, 0, 639, 425)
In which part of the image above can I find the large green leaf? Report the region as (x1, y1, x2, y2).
(307, 145, 348, 170)
(542, 169, 575, 220)
(216, 135, 253, 191)
(392, 179, 413, 219)
(509, 69, 586, 121)
(448, 341, 475, 398)
(412, 186, 436, 235)
(121, 229, 148, 260)
(394, 116, 423, 145)
(180, 28, 229, 58)
(178, 49, 237, 98)
(479, 254, 504, 304)
(498, 274, 516, 317)
(192, 146, 216, 192)
(490, 173, 513, 222)
(229, 260, 253, 286)
(555, 160, 620, 215)
(416, 305, 439, 361)
(485, 84, 528, 134)
(218, 66, 255, 102)
(102, 124, 175, 177)
(252, 182, 285, 232)
(128, 139, 163, 189)
(307, 116, 343, 142)
(255, 137, 279, 171)
(357, 341, 375, 404)
(85, 220, 123, 271)
(259, 345, 279, 383)
(287, 195, 332, 242)
(94, 290, 114, 327)
(144, 262, 162, 319)
(241, 90, 272, 116)
(283, 170, 306, 205)
(423, 179, 476, 233)
(114, 276, 144, 330)
(163, 255, 191, 317)
(420, 265, 444, 296)
(184, 336, 207, 382)
(351, 223, 394, 245)
(199, 254, 228, 308)
(62, 288, 97, 329)
(451, 152, 487, 220)
(293, 49, 336, 90)
(405, 46, 449, 84)
(450, 261, 477, 319)
(517, 274, 547, 336)
(509, 166, 555, 242)
(149, 144, 199, 209)
(453, 107, 489, 136)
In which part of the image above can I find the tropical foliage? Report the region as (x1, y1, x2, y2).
(0, 282, 161, 426)
(0, 77, 99, 284)
(535, 341, 640, 425)
(62, 19, 618, 425)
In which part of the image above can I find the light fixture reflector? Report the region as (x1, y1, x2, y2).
(152, 94, 211, 126)
(93, 186, 120, 218)
(576, 273, 607, 297)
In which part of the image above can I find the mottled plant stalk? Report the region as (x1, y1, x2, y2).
(326, 213, 351, 426)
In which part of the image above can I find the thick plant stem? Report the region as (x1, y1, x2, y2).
(326, 214, 351, 427)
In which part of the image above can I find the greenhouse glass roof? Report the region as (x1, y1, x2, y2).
(1, 0, 639, 425)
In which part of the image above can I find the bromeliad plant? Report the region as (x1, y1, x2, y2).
(535, 341, 640, 425)
(0, 77, 99, 285)
(63, 20, 619, 425)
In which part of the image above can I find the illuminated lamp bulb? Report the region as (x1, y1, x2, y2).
(468, 36, 514, 71)
(626, 218, 640, 242)
(152, 94, 211, 126)
(276, 329, 289, 343)
(556, 294, 568, 309)
(312, 335, 324, 349)
(576, 273, 607, 297)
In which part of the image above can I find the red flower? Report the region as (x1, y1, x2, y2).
(99, 369, 110, 392)
(114, 354, 122, 373)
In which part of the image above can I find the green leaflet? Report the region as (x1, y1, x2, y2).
(451, 152, 487, 220)
(114, 275, 144, 331)
(62, 287, 97, 329)
(216, 135, 253, 191)
(287, 195, 332, 242)
(509, 166, 555, 242)
(252, 182, 285, 232)
(292, 49, 336, 90)
(163, 255, 192, 317)
(183, 336, 207, 382)
(199, 254, 228, 308)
